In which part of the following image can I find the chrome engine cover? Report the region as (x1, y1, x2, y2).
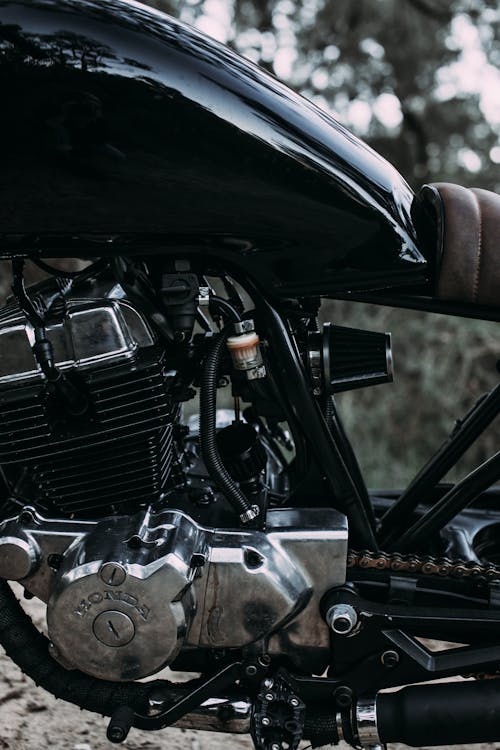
(46, 509, 199, 681)
(0, 507, 348, 681)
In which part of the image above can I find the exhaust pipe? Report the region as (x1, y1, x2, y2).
(168, 681, 500, 746)
(354, 679, 500, 748)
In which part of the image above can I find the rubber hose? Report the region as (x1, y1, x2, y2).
(0, 580, 187, 718)
(208, 296, 241, 324)
(200, 332, 254, 520)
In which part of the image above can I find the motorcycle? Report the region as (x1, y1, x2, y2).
(1, 0, 500, 747)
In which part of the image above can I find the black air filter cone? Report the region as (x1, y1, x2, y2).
(322, 323, 393, 394)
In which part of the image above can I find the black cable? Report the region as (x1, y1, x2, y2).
(32, 258, 108, 281)
(209, 295, 241, 325)
(11, 259, 44, 327)
(11, 260, 88, 416)
(200, 331, 257, 523)
(111, 257, 174, 343)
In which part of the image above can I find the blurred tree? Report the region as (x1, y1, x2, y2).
(148, 0, 500, 191)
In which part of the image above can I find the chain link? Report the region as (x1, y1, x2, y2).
(347, 549, 500, 680)
(347, 549, 500, 581)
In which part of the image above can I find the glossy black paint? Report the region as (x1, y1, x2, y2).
(0, 0, 427, 297)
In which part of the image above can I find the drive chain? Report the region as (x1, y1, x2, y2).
(347, 549, 500, 581)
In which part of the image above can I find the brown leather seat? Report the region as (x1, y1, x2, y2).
(420, 182, 500, 307)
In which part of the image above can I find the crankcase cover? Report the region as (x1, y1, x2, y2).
(47, 511, 201, 681)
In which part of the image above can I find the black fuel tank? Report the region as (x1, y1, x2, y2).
(0, 0, 427, 297)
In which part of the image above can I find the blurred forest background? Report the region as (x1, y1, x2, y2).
(2, 0, 500, 487)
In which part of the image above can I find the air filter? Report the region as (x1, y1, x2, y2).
(308, 323, 393, 394)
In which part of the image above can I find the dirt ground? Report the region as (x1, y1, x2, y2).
(0, 588, 495, 750)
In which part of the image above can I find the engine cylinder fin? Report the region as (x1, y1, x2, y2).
(0, 344, 175, 517)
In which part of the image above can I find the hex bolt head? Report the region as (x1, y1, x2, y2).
(245, 664, 258, 677)
(261, 717, 271, 726)
(265, 693, 274, 702)
(289, 697, 300, 708)
(263, 678, 274, 689)
(381, 649, 400, 668)
(326, 603, 358, 635)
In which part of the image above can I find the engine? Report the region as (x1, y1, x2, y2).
(0, 297, 175, 516)
(0, 292, 348, 681)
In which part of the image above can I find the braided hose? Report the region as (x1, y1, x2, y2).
(200, 332, 256, 522)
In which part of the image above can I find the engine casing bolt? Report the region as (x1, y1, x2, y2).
(334, 685, 353, 709)
(289, 697, 300, 707)
(262, 717, 270, 726)
(245, 664, 258, 677)
(326, 603, 358, 635)
(381, 649, 400, 668)
(265, 693, 274, 701)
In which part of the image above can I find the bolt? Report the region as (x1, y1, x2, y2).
(326, 603, 358, 635)
(19, 510, 34, 525)
(47, 553, 63, 571)
(245, 664, 258, 677)
(334, 685, 353, 709)
(289, 697, 300, 708)
(190, 553, 206, 569)
(263, 678, 274, 689)
(381, 649, 400, 668)
(258, 654, 271, 667)
(261, 717, 271, 726)
(272, 744, 280, 750)
(265, 693, 274, 702)
(127, 535, 142, 550)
